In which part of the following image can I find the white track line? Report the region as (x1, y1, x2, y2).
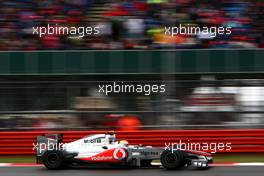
(235, 163, 264, 166)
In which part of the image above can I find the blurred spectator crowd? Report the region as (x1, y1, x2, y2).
(1, 81, 264, 131)
(0, 0, 264, 50)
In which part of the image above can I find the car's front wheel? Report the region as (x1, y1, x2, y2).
(160, 150, 185, 170)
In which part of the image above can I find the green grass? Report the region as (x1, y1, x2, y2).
(1, 154, 264, 163)
(214, 154, 264, 163)
(0, 156, 35, 163)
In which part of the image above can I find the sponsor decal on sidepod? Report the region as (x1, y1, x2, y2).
(80, 148, 127, 162)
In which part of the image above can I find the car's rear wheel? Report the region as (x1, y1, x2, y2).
(160, 150, 185, 170)
(42, 150, 65, 169)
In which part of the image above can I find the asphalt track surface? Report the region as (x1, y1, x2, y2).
(0, 166, 263, 176)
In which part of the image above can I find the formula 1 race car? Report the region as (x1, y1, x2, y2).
(36, 132, 213, 170)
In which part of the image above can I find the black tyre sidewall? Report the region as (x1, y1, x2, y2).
(160, 150, 184, 169)
(43, 150, 64, 169)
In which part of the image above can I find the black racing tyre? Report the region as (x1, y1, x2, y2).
(160, 150, 185, 170)
(141, 159, 152, 167)
(42, 150, 65, 169)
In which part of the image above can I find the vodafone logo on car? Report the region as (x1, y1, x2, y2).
(91, 156, 112, 161)
(113, 148, 127, 160)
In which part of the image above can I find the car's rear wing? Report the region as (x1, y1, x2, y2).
(36, 134, 63, 163)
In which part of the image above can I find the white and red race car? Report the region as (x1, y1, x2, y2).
(36, 132, 213, 170)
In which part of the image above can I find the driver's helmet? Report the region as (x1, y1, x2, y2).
(119, 140, 128, 145)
